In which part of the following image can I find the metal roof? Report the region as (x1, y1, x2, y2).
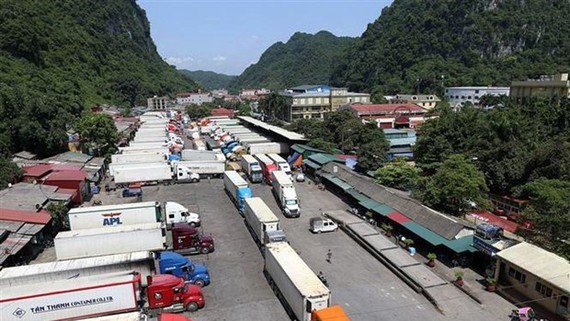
(0, 208, 51, 225)
(497, 242, 570, 293)
(292, 144, 326, 155)
(303, 159, 322, 170)
(0, 233, 32, 266)
(308, 153, 339, 165)
(0, 221, 24, 233)
(238, 116, 307, 141)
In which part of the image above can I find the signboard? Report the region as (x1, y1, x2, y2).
(473, 235, 499, 256)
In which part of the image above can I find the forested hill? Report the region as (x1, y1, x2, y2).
(0, 0, 198, 156)
(331, 0, 570, 94)
(232, 31, 356, 90)
(180, 70, 237, 91)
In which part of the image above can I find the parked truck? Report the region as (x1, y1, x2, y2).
(254, 154, 278, 183)
(268, 153, 292, 176)
(223, 171, 253, 214)
(248, 142, 284, 155)
(67, 201, 200, 230)
(244, 197, 281, 246)
(240, 154, 263, 183)
(239, 137, 271, 145)
(55, 223, 166, 260)
(170, 159, 225, 178)
(264, 242, 330, 321)
(180, 149, 221, 161)
(81, 312, 193, 321)
(119, 146, 170, 155)
(171, 223, 215, 255)
(133, 136, 168, 143)
(0, 271, 205, 321)
(110, 163, 199, 185)
(111, 153, 168, 164)
(271, 170, 300, 218)
(0, 250, 209, 287)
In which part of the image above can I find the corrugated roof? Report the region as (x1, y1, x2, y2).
(444, 235, 477, 253)
(303, 159, 322, 170)
(372, 204, 396, 216)
(22, 164, 53, 178)
(0, 221, 24, 233)
(309, 153, 339, 165)
(497, 242, 570, 293)
(0, 208, 51, 224)
(292, 144, 325, 154)
(0, 233, 32, 266)
(238, 116, 307, 141)
(388, 211, 411, 224)
(359, 198, 383, 210)
(344, 188, 369, 202)
(43, 170, 87, 181)
(320, 163, 470, 240)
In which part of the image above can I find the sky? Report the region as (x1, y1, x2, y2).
(137, 0, 393, 76)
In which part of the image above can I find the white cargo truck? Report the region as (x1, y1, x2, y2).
(129, 141, 170, 148)
(118, 146, 169, 155)
(223, 171, 253, 214)
(132, 136, 168, 143)
(271, 170, 300, 217)
(111, 152, 167, 164)
(244, 197, 281, 246)
(110, 163, 172, 184)
(267, 153, 292, 176)
(67, 201, 200, 230)
(55, 223, 166, 260)
(171, 159, 225, 178)
(0, 251, 155, 287)
(239, 137, 270, 145)
(264, 242, 330, 321)
(240, 154, 263, 183)
(247, 142, 283, 155)
(181, 149, 221, 161)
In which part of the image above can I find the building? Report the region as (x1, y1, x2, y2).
(211, 89, 228, 98)
(384, 129, 417, 160)
(211, 107, 235, 118)
(239, 88, 271, 100)
(340, 103, 430, 129)
(444, 87, 510, 109)
(147, 96, 169, 110)
(391, 94, 440, 110)
(494, 242, 569, 319)
(510, 73, 570, 102)
(279, 85, 370, 122)
(42, 170, 88, 205)
(176, 92, 213, 105)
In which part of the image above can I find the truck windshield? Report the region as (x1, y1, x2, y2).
(286, 199, 298, 205)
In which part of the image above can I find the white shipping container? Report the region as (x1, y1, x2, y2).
(67, 202, 160, 230)
(264, 242, 330, 321)
(181, 150, 220, 161)
(239, 137, 270, 144)
(55, 223, 166, 260)
(0, 272, 140, 321)
(128, 141, 170, 148)
(172, 160, 225, 176)
(111, 153, 167, 165)
(110, 163, 172, 184)
(118, 147, 169, 155)
(244, 197, 280, 245)
(223, 171, 249, 203)
(0, 251, 154, 287)
(247, 142, 282, 155)
(132, 136, 168, 143)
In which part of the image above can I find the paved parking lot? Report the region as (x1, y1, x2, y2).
(250, 180, 446, 321)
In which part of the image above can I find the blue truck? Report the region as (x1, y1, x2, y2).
(223, 170, 253, 214)
(158, 251, 210, 287)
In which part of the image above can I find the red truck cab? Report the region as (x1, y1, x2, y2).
(171, 224, 215, 255)
(147, 274, 205, 312)
(263, 163, 278, 183)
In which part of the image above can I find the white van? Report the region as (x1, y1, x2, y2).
(309, 217, 338, 233)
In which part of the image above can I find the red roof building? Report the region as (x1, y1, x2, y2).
(22, 164, 53, 182)
(42, 170, 88, 205)
(211, 108, 235, 117)
(0, 208, 52, 225)
(340, 103, 433, 129)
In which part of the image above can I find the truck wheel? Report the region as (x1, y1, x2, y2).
(189, 222, 197, 227)
(194, 279, 205, 287)
(185, 302, 199, 312)
(191, 178, 198, 183)
(200, 247, 210, 254)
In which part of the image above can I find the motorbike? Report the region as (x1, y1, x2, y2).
(509, 307, 547, 321)
(317, 272, 329, 287)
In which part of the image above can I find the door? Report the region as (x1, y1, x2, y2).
(557, 295, 568, 316)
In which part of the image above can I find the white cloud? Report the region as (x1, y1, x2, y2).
(250, 35, 259, 40)
(165, 56, 194, 66)
(212, 56, 227, 62)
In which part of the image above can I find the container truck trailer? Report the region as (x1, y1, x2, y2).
(170, 159, 225, 178)
(67, 201, 200, 230)
(0, 271, 205, 321)
(223, 171, 253, 214)
(110, 163, 199, 186)
(239, 137, 271, 145)
(264, 242, 330, 321)
(118, 146, 170, 155)
(243, 197, 281, 246)
(111, 153, 168, 165)
(271, 170, 300, 218)
(54, 223, 166, 260)
(247, 142, 284, 155)
(254, 154, 278, 183)
(268, 153, 292, 176)
(240, 154, 263, 183)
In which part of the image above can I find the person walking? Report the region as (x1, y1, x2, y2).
(326, 249, 332, 263)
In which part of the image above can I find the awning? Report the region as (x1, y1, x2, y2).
(371, 204, 396, 216)
(401, 221, 446, 246)
(321, 175, 352, 191)
(303, 159, 322, 170)
(359, 198, 384, 210)
(345, 188, 369, 202)
(444, 236, 477, 253)
(387, 211, 411, 224)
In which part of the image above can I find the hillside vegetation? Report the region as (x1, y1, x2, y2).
(331, 0, 570, 94)
(180, 70, 236, 91)
(0, 0, 198, 156)
(232, 31, 355, 90)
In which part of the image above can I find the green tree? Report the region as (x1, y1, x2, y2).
(237, 104, 252, 116)
(258, 92, 288, 120)
(516, 179, 570, 258)
(416, 154, 489, 216)
(308, 138, 337, 153)
(375, 158, 420, 191)
(76, 113, 118, 157)
(0, 155, 22, 189)
(47, 201, 69, 231)
(186, 104, 213, 120)
(355, 123, 389, 172)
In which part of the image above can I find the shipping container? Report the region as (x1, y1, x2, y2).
(244, 197, 280, 246)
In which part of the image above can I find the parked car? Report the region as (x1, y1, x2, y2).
(122, 183, 143, 198)
(296, 173, 305, 182)
(310, 217, 338, 233)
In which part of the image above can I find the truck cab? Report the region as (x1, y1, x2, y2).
(165, 202, 200, 227)
(146, 274, 205, 312)
(171, 224, 215, 255)
(158, 251, 210, 287)
(311, 305, 350, 321)
(173, 164, 200, 183)
(282, 187, 300, 217)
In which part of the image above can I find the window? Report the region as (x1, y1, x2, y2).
(154, 293, 163, 300)
(475, 90, 480, 94)
(509, 267, 526, 283)
(468, 96, 472, 99)
(535, 282, 552, 297)
(168, 214, 174, 219)
(455, 95, 459, 99)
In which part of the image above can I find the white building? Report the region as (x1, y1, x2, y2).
(147, 96, 169, 110)
(444, 87, 510, 108)
(176, 93, 213, 105)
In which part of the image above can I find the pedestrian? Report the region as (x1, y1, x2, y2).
(326, 249, 332, 263)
